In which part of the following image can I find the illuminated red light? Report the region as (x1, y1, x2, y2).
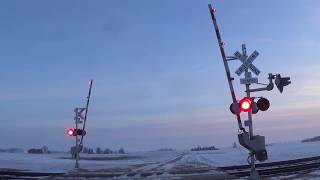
(239, 98, 252, 112)
(67, 129, 74, 136)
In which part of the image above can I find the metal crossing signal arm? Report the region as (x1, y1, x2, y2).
(80, 80, 93, 145)
(208, 4, 244, 131)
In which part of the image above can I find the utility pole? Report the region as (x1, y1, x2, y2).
(208, 4, 291, 180)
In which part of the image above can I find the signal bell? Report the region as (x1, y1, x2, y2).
(275, 74, 291, 93)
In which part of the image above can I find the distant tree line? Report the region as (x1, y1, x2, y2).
(27, 146, 50, 154)
(94, 147, 125, 154)
(301, 136, 320, 143)
(70, 146, 125, 156)
(157, 148, 175, 151)
(191, 145, 218, 151)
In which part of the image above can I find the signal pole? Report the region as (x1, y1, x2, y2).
(243, 48, 259, 179)
(239, 44, 260, 178)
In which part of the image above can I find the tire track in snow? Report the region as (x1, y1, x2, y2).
(123, 152, 188, 177)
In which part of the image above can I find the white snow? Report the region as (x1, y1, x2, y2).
(0, 153, 73, 173)
(196, 140, 320, 166)
(0, 140, 320, 177)
(0, 150, 182, 173)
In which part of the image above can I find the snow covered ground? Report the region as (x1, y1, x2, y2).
(195, 140, 320, 166)
(0, 140, 320, 178)
(0, 150, 182, 173)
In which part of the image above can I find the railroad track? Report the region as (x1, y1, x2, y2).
(219, 156, 320, 177)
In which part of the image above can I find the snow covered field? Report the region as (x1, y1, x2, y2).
(196, 140, 320, 166)
(0, 140, 320, 178)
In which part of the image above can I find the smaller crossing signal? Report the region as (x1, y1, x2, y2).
(67, 128, 86, 136)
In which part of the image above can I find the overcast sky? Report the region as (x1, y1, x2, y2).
(0, 0, 320, 151)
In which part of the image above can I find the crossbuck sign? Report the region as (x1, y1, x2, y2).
(234, 50, 260, 76)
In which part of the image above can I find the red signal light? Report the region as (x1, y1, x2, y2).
(67, 128, 86, 136)
(239, 98, 253, 112)
(67, 128, 74, 136)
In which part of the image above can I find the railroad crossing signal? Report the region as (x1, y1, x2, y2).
(230, 97, 270, 114)
(68, 80, 94, 169)
(235, 50, 261, 76)
(208, 4, 291, 180)
(67, 128, 86, 136)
